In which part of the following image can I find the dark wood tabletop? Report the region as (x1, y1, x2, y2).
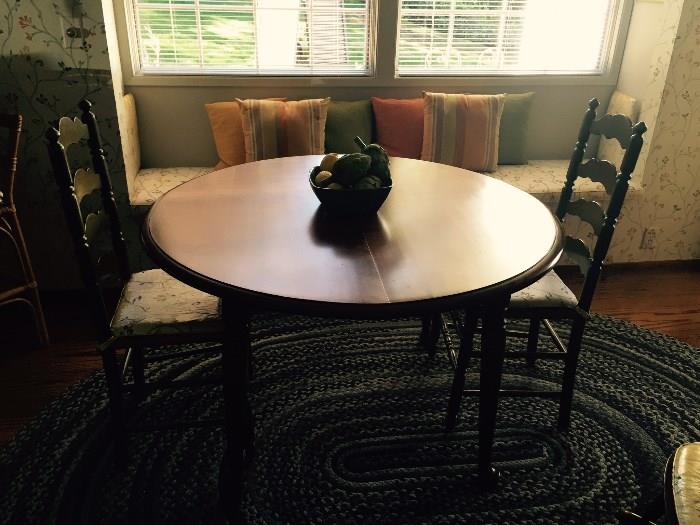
(144, 155, 562, 316)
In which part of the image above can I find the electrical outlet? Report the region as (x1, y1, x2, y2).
(640, 227, 657, 250)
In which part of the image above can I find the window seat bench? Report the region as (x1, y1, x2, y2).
(129, 159, 638, 217)
(120, 94, 639, 218)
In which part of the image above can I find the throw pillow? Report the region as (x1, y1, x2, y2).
(325, 100, 373, 154)
(421, 92, 505, 173)
(597, 90, 640, 169)
(205, 98, 285, 170)
(371, 98, 424, 158)
(498, 92, 535, 165)
(238, 98, 330, 162)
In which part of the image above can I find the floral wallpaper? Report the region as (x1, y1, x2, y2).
(0, 0, 137, 288)
(607, 0, 700, 262)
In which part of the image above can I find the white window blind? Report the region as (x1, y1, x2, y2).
(129, 0, 373, 75)
(396, 0, 619, 76)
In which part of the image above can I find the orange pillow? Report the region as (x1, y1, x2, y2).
(238, 98, 330, 162)
(371, 98, 424, 158)
(421, 92, 505, 173)
(205, 98, 285, 170)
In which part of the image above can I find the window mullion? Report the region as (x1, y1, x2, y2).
(376, 0, 396, 81)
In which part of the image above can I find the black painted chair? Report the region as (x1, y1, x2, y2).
(46, 100, 224, 459)
(445, 98, 647, 433)
(1, 113, 49, 347)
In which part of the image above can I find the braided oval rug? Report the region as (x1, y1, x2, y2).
(1, 313, 698, 524)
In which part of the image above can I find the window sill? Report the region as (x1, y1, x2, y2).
(124, 72, 620, 89)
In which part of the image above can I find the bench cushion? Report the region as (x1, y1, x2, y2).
(491, 159, 617, 208)
(132, 166, 212, 214)
(130, 160, 639, 216)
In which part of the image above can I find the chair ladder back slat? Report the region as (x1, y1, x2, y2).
(46, 125, 112, 340)
(590, 113, 634, 150)
(84, 211, 107, 244)
(578, 121, 647, 312)
(564, 236, 592, 276)
(74, 168, 101, 206)
(80, 100, 130, 282)
(0, 114, 21, 207)
(556, 98, 599, 220)
(566, 199, 606, 236)
(56, 117, 88, 149)
(577, 158, 618, 195)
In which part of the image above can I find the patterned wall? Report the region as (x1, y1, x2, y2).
(609, 0, 700, 262)
(0, 0, 134, 289)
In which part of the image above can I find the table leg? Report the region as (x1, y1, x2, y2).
(419, 313, 441, 356)
(219, 298, 253, 522)
(478, 298, 508, 488)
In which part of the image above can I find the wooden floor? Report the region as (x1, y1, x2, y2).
(0, 262, 698, 446)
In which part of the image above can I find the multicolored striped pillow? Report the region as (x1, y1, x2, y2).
(238, 98, 330, 162)
(421, 92, 505, 173)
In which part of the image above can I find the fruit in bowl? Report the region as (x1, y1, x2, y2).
(309, 139, 392, 215)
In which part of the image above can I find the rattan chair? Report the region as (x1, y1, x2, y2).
(445, 98, 647, 433)
(0, 113, 49, 347)
(46, 100, 224, 459)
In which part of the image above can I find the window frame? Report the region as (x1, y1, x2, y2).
(112, 0, 633, 88)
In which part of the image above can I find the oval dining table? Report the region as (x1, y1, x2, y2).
(143, 155, 563, 518)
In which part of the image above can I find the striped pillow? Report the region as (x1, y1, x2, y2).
(238, 98, 330, 162)
(421, 92, 505, 173)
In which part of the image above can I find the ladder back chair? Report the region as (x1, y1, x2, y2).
(46, 99, 224, 459)
(0, 113, 49, 347)
(445, 98, 647, 433)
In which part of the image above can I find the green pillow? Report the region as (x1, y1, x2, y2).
(324, 100, 373, 154)
(498, 92, 534, 165)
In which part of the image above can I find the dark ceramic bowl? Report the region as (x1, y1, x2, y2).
(309, 167, 392, 216)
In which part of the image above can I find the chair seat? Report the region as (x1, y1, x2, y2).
(668, 442, 700, 525)
(508, 270, 578, 310)
(111, 269, 222, 337)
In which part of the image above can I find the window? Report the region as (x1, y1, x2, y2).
(396, 0, 620, 76)
(128, 0, 374, 75)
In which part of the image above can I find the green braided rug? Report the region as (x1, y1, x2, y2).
(1, 313, 698, 524)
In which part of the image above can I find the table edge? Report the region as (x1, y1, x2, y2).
(141, 207, 564, 318)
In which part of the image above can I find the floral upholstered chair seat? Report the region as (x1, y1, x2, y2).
(110, 269, 222, 336)
(508, 270, 578, 310)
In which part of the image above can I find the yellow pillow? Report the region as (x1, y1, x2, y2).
(238, 98, 330, 162)
(205, 98, 285, 170)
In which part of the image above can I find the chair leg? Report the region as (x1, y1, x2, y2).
(131, 346, 146, 402)
(557, 317, 586, 432)
(101, 346, 127, 464)
(8, 214, 49, 347)
(27, 285, 49, 347)
(445, 314, 477, 431)
(526, 318, 540, 367)
(420, 313, 441, 356)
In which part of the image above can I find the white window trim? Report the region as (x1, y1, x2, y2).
(112, 0, 633, 88)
